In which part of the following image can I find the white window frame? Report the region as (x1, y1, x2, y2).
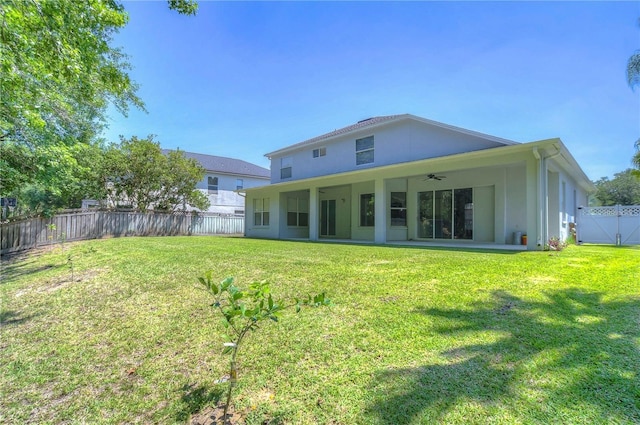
(287, 197, 309, 227)
(236, 178, 244, 190)
(280, 156, 292, 179)
(390, 192, 407, 227)
(254, 198, 270, 227)
(360, 193, 375, 227)
(312, 147, 326, 158)
(208, 176, 219, 194)
(356, 136, 374, 165)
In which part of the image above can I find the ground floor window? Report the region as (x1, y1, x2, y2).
(418, 188, 473, 239)
(287, 197, 309, 227)
(254, 198, 270, 226)
(360, 193, 375, 226)
(390, 192, 407, 226)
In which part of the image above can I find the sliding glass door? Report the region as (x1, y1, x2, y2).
(320, 199, 336, 237)
(418, 189, 473, 240)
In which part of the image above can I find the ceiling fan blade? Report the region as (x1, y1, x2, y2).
(424, 173, 446, 181)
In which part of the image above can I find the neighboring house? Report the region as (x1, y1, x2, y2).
(163, 150, 270, 215)
(241, 114, 594, 250)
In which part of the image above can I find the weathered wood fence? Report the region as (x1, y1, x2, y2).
(0, 210, 244, 254)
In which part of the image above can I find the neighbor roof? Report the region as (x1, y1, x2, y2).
(162, 150, 270, 178)
(265, 114, 518, 158)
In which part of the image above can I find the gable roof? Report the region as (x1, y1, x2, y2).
(265, 113, 519, 158)
(162, 149, 270, 179)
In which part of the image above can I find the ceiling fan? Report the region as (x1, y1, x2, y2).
(424, 173, 446, 181)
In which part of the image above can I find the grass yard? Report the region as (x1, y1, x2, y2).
(1, 237, 639, 424)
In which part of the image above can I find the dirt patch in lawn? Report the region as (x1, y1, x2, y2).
(190, 404, 244, 425)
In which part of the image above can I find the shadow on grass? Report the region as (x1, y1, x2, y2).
(277, 238, 523, 255)
(365, 289, 640, 424)
(0, 309, 38, 326)
(175, 384, 224, 423)
(1, 260, 58, 283)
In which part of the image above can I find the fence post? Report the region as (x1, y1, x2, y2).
(615, 204, 621, 246)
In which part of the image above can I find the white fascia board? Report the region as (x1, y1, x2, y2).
(538, 139, 595, 192)
(246, 140, 561, 196)
(205, 169, 270, 179)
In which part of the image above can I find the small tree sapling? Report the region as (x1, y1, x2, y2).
(198, 273, 330, 424)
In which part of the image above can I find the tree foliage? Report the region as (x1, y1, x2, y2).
(593, 169, 640, 206)
(628, 18, 640, 91)
(103, 136, 209, 212)
(627, 52, 640, 90)
(0, 0, 197, 206)
(168, 0, 198, 16)
(12, 142, 107, 217)
(1, 0, 139, 194)
(633, 139, 640, 177)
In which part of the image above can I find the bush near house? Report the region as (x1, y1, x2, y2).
(1, 237, 639, 424)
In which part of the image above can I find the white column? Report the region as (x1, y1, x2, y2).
(374, 178, 387, 244)
(309, 186, 318, 241)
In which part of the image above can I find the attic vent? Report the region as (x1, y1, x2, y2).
(357, 117, 374, 123)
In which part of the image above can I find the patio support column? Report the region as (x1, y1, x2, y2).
(374, 177, 387, 244)
(309, 186, 318, 241)
(529, 150, 542, 249)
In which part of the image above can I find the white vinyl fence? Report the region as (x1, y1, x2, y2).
(576, 205, 640, 245)
(1, 210, 244, 254)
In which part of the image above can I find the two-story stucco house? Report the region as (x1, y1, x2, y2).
(164, 150, 270, 215)
(242, 114, 594, 250)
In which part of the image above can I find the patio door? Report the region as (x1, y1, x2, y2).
(320, 199, 336, 237)
(418, 189, 473, 240)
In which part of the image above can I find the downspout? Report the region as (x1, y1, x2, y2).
(532, 148, 544, 247)
(544, 147, 562, 243)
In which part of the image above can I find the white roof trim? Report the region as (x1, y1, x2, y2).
(245, 138, 593, 194)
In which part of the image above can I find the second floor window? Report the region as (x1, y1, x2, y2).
(356, 136, 374, 165)
(236, 179, 244, 190)
(312, 147, 326, 158)
(208, 176, 218, 194)
(281, 156, 292, 179)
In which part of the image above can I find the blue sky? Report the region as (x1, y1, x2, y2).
(104, 1, 640, 180)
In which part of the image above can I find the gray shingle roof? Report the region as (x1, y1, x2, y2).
(162, 149, 270, 178)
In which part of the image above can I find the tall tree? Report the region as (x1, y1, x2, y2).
(633, 139, 640, 177)
(0, 0, 197, 202)
(13, 141, 108, 216)
(628, 18, 640, 90)
(593, 169, 640, 206)
(103, 136, 209, 212)
(627, 18, 640, 177)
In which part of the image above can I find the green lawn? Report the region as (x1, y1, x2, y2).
(1, 237, 639, 424)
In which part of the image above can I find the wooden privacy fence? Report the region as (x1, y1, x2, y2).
(1, 210, 244, 254)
